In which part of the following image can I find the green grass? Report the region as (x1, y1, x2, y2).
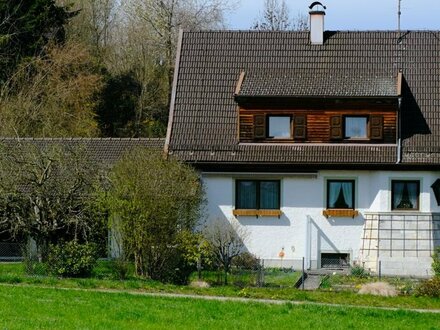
(1, 262, 439, 311)
(0, 285, 439, 329)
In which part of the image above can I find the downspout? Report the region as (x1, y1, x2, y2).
(396, 96, 402, 164)
(305, 215, 312, 269)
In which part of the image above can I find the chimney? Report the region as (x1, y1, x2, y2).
(309, 2, 326, 45)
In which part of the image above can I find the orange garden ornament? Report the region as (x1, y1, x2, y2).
(278, 247, 285, 267)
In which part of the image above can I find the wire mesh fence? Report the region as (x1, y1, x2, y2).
(0, 242, 22, 261)
(197, 260, 301, 288)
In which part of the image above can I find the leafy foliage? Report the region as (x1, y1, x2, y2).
(105, 148, 204, 282)
(432, 246, 440, 276)
(415, 277, 440, 298)
(47, 241, 98, 277)
(350, 265, 370, 278)
(232, 252, 260, 270)
(97, 73, 142, 137)
(0, 41, 103, 137)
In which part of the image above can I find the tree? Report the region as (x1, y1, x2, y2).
(59, 0, 118, 66)
(204, 220, 248, 285)
(0, 0, 73, 83)
(0, 41, 103, 137)
(114, 0, 232, 135)
(252, 0, 308, 31)
(0, 142, 104, 259)
(105, 148, 204, 282)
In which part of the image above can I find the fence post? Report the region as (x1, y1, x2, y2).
(378, 260, 382, 280)
(302, 257, 305, 290)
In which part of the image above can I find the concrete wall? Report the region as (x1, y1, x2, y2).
(202, 170, 440, 276)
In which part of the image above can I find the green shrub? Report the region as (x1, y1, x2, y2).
(432, 247, 440, 277)
(47, 241, 98, 278)
(111, 258, 131, 280)
(415, 277, 440, 298)
(232, 252, 260, 270)
(350, 265, 369, 278)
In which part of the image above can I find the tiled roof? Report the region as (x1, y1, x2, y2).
(168, 30, 440, 166)
(171, 144, 397, 164)
(237, 69, 398, 98)
(0, 138, 164, 165)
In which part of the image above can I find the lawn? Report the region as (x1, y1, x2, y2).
(0, 285, 439, 329)
(1, 262, 440, 311)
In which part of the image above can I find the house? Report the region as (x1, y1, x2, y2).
(164, 3, 440, 277)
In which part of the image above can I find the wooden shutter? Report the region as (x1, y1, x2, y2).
(369, 115, 383, 140)
(253, 114, 266, 139)
(293, 115, 307, 140)
(330, 115, 343, 140)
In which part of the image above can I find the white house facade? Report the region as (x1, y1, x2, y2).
(202, 170, 440, 277)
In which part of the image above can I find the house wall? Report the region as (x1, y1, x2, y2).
(202, 170, 440, 277)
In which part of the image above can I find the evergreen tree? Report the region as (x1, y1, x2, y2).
(0, 0, 73, 83)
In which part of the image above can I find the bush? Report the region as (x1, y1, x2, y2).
(432, 246, 440, 277)
(232, 252, 260, 270)
(47, 241, 98, 278)
(350, 265, 369, 278)
(111, 258, 131, 280)
(415, 277, 440, 298)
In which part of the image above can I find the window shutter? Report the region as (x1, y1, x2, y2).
(330, 115, 343, 140)
(293, 115, 307, 139)
(254, 114, 266, 139)
(369, 115, 383, 140)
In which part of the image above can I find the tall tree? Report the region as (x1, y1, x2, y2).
(0, 0, 73, 83)
(252, 0, 308, 31)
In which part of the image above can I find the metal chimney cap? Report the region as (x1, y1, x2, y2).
(309, 2, 326, 10)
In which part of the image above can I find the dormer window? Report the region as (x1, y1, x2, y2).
(268, 116, 291, 138)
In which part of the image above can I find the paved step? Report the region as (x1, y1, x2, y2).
(302, 274, 322, 290)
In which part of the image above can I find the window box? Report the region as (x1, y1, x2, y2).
(235, 180, 281, 215)
(323, 209, 359, 218)
(233, 209, 283, 217)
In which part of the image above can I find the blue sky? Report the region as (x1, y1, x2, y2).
(226, 0, 440, 30)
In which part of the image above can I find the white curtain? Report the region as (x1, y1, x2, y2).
(341, 182, 353, 208)
(407, 182, 418, 209)
(329, 182, 341, 208)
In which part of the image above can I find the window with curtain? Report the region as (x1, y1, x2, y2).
(392, 180, 420, 210)
(236, 180, 280, 210)
(327, 180, 355, 209)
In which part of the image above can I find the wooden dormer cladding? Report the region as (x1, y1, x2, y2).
(238, 101, 397, 144)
